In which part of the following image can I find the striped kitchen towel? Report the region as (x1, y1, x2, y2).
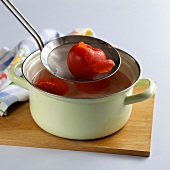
(0, 28, 94, 116)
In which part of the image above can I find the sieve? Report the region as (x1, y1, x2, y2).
(1, 0, 121, 82)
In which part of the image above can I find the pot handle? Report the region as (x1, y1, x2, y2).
(124, 78, 156, 105)
(8, 62, 30, 90)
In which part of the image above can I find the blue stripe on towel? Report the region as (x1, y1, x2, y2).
(0, 92, 18, 106)
(0, 51, 10, 61)
(1, 85, 23, 94)
(3, 56, 14, 66)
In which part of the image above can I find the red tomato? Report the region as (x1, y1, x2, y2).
(75, 78, 110, 94)
(67, 42, 115, 80)
(33, 77, 68, 96)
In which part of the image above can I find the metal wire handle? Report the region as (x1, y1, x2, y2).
(1, 0, 44, 50)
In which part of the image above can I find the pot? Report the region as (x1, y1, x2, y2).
(8, 48, 156, 140)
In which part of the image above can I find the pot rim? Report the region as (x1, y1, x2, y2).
(22, 48, 141, 100)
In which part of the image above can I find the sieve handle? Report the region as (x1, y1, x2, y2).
(1, 0, 44, 50)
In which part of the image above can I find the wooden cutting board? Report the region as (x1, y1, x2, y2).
(0, 86, 155, 157)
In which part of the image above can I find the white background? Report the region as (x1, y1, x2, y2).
(0, 0, 169, 169)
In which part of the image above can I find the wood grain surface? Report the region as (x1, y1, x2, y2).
(0, 87, 155, 157)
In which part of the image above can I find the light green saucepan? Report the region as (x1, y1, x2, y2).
(8, 48, 156, 140)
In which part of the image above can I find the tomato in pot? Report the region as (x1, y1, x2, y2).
(67, 42, 115, 80)
(33, 77, 69, 96)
